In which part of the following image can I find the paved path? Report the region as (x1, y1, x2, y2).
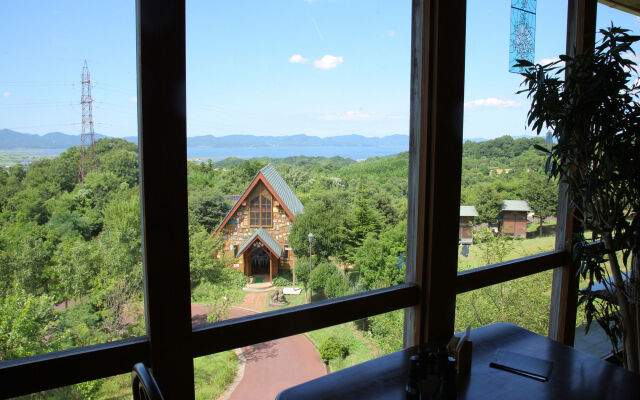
(220, 293, 326, 400)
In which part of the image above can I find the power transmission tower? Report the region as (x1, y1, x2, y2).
(78, 59, 97, 184)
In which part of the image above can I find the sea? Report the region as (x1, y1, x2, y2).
(8, 146, 409, 163)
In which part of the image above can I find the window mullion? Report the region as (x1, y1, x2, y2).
(137, 0, 194, 398)
(547, 0, 596, 345)
(404, 0, 467, 348)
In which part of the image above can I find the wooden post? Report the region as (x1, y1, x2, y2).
(137, 0, 195, 397)
(404, 0, 467, 348)
(548, 0, 596, 346)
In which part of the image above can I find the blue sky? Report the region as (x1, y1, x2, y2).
(0, 1, 638, 139)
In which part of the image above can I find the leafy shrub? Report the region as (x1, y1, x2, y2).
(294, 258, 311, 286)
(309, 262, 340, 292)
(369, 310, 404, 354)
(222, 267, 247, 289)
(325, 271, 350, 299)
(318, 336, 350, 363)
(272, 269, 293, 287)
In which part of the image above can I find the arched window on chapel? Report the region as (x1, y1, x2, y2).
(249, 183, 272, 227)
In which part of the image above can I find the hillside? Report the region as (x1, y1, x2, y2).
(0, 129, 408, 150)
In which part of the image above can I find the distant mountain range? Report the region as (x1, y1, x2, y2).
(0, 129, 409, 150)
(0, 129, 112, 150)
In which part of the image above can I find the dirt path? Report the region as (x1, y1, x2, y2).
(237, 292, 269, 312)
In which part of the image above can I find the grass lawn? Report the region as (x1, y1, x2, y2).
(457, 234, 556, 272)
(307, 322, 378, 373)
(194, 351, 239, 400)
(456, 231, 559, 335)
(95, 374, 130, 400)
(89, 351, 239, 400)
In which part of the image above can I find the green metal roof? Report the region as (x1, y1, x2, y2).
(501, 200, 532, 212)
(460, 206, 479, 217)
(260, 163, 304, 216)
(214, 163, 304, 234)
(237, 228, 283, 258)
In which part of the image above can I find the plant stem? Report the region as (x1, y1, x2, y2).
(604, 233, 639, 372)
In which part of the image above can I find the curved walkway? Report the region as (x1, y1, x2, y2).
(217, 293, 326, 400)
(191, 294, 325, 400)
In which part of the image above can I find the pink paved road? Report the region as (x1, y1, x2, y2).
(226, 308, 326, 400)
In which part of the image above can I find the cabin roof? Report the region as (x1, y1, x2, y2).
(460, 205, 479, 217)
(501, 200, 532, 212)
(237, 228, 283, 258)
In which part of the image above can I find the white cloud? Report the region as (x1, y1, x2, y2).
(387, 30, 396, 37)
(288, 54, 309, 64)
(313, 54, 343, 70)
(536, 57, 561, 65)
(129, 96, 137, 103)
(464, 98, 518, 109)
(2, 91, 10, 97)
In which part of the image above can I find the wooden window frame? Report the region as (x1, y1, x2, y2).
(0, 0, 592, 398)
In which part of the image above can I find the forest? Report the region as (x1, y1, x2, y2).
(0, 135, 561, 398)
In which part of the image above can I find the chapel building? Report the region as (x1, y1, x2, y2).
(214, 163, 304, 282)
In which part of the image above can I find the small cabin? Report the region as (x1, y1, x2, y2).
(214, 164, 304, 282)
(498, 200, 532, 239)
(459, 206, 478, 245)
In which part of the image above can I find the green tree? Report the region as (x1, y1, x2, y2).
(52, 237, 98, 304)
(472, 185, 503, 224)
(341, 196, 382, 262)
(474, 227, 515, 265)
(189, 225, 231, 288)
(188, 187, 230, 233)
(0, 223, 56, 296)
(0, 285, 55, 360)
(100, 148, 139, 188)
(523, 174, 557, 236)
(294, 258, 312, 303)
(290, 191, 349, 260)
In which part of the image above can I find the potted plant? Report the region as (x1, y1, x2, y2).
(516, 26, 640, 372)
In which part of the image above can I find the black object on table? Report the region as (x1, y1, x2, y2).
(276, 323, 640, 400)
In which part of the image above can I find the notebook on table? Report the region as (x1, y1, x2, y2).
(489, 349, 553, 382)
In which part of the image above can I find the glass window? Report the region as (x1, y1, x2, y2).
(249, 186, 272, 227)
(458, 0, 568, 270)
(0, 0, 144, 364)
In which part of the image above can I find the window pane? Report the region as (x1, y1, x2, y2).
(193, 311, 404, 398)
(458, 0, 567, 271)
(570, 3, 640, 359)
(0, 1, 144, 365)
(456, 271, 553, 335)
(7, 373, 132, 400)
(186, 0, 411, 327)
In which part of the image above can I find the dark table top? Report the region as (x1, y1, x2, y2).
(276, 323, 640, 400)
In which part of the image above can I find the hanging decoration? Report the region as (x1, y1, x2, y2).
(509, 0, 537, 73)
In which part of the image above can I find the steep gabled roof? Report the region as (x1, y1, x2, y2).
(501, 200, 532, 212)
(237, 228, 282, 258)
(260, 164, 304, 216)
(460, 206, 479, 217)
(214, 163, 304, 235)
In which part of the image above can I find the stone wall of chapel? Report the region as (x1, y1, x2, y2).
(220, 200, 296, 275)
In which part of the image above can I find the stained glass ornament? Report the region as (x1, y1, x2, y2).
(510, 0, 537, 73)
